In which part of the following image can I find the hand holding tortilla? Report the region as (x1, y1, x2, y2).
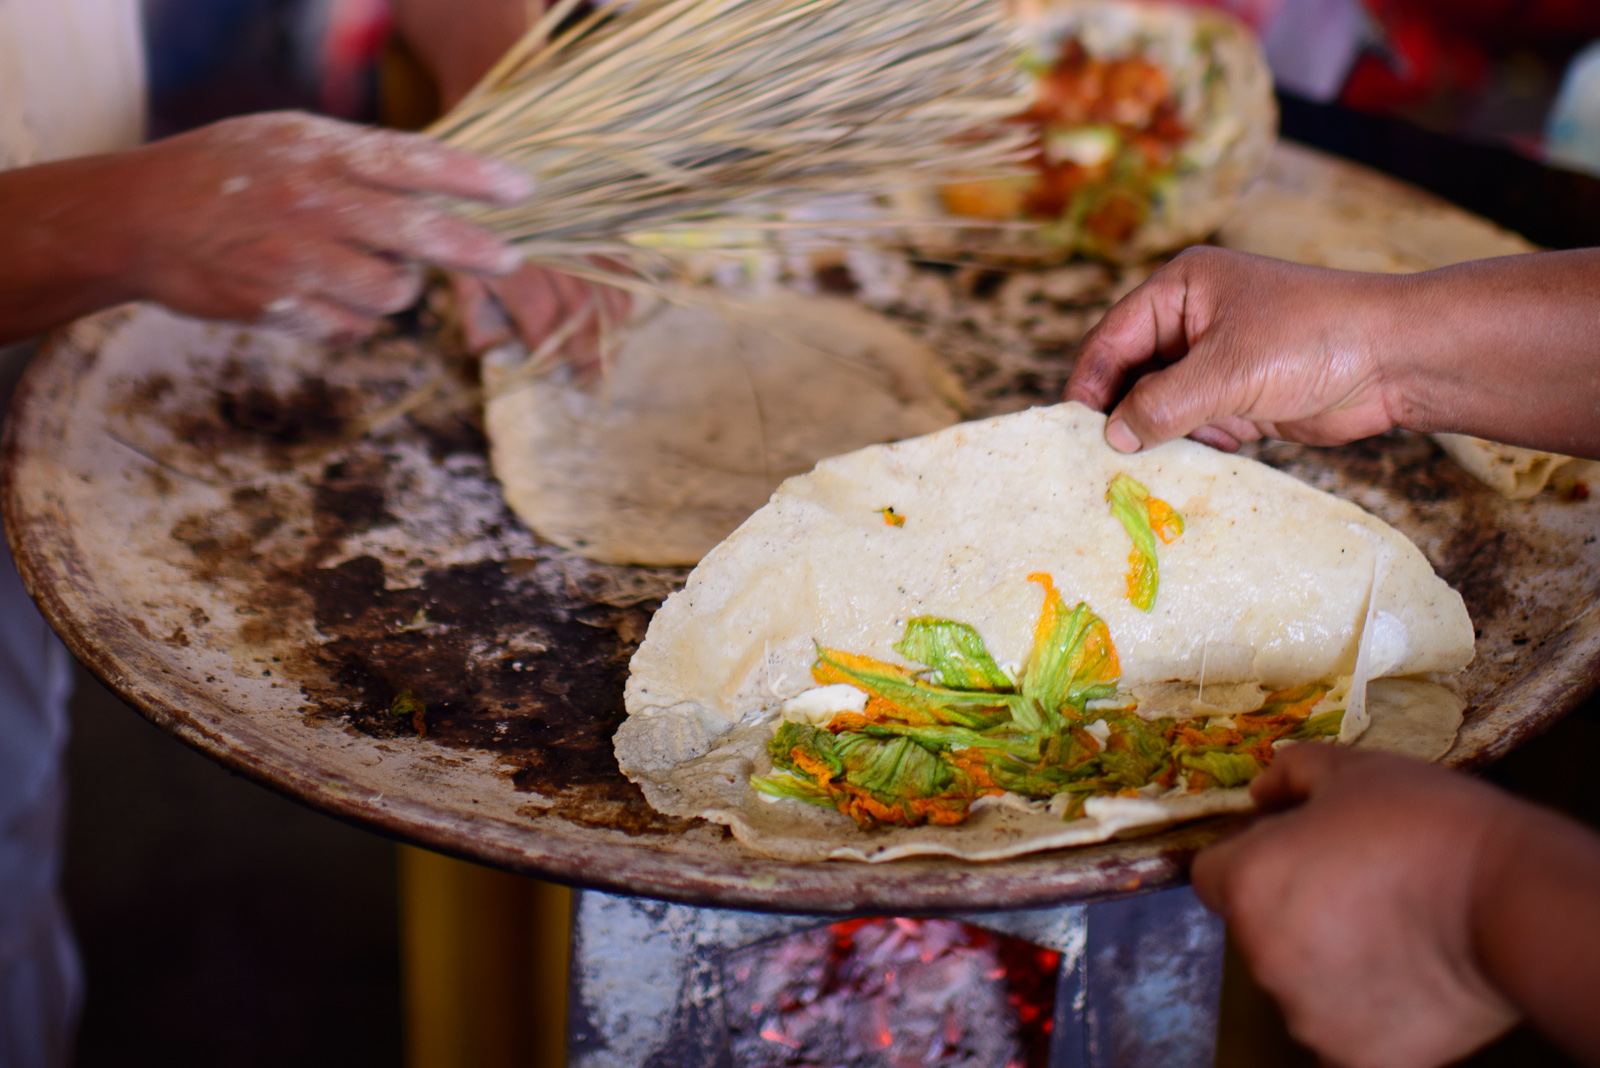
(1066, 245, 1600, 462)
(1214, 141, 1591, 499)
(1192, 744, 1600, 1068)
(618, 403, 1472, 862)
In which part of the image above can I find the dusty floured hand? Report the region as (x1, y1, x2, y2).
(1064, 247, 1407, 453)
(124, 111, 532, 343)
(1192, 745, 1522, 1068)
(453, 263, 632, 377)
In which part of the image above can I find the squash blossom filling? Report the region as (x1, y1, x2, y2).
(1107, 472, 1183, 611)
(751, 573, 1344, 830)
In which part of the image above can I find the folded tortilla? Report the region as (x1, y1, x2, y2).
(897, 0, 1277, 264)
(1431, 434, 1600, 500)
(618, 403, 1473, 861)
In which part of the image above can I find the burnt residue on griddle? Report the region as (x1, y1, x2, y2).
(383, 324, 490, 463)
(170, 485, 309, 647)
(152, 360, 361, 473)
(1437, 525, 1513, 624)
(294, 555, 692, 835)
(409, 405, 488, 464)
(310, 454, 397, 564)
(171, 486, 276, 582)
(1253, 434, 1476, 505)
(128, 371, 175, 407)
(145, 349, 695, 835)
(217, 376, 350, 448)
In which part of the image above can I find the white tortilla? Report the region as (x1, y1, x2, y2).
(1354, 678, 1464, 763)
(484, 291, 965, 566)
(1219, 142, 1586, 498)
(1430, 434, 1600, 500)
(618, 402, 1473, 861)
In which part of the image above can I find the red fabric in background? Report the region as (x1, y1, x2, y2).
(1161, 0, 1600, 42)
(1362, 0, 1600, 43)
(321, 0, 394, 117)
(1163, 0, 1600, 113)
(1342, 0, 1600, 113)
(1341, 8, 1486, 112)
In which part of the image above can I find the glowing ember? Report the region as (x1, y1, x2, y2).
(725, 918, 1060, 1068)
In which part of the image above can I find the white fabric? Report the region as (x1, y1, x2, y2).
(0, 695, 77, 1068)
(0, 346, 80, 1068)
(1547, 41, 1600, 179)
(1261, 0, 1373, 103)
(0, 0, 145, 168)
(0, 525, 75, 962)
(1, 4, 145, 1064)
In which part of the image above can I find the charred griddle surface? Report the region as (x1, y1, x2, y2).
(8, 254, 1600, 911)
(300, 557, 687, 837)
(127, 336, 697, 838)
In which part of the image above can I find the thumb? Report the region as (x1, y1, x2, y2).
(1104, 332, 1254, 451)
(1066, 266, 1190, 414)
(451, 273, 515, 355)
(1250, 742, 1346, 812)
(1190, 825, 1253, 917)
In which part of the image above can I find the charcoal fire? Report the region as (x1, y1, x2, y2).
(725, 918, 1059, 1068)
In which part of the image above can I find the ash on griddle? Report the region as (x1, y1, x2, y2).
(725, 918, 1059, 1068)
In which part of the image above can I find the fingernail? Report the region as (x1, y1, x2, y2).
(1106, 419, 1141, 453)
(487, 165, 535, 204)
(490, 242, 524, 275)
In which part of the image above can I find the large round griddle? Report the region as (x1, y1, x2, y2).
(9, 146, 1600, 914)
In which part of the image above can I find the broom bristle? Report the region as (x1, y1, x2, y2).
(429, 0, 1030, 260)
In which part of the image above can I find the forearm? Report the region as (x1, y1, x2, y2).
(1385, 249, 1600, 458)
(391, 0, 534, 111)
(1472, 800, 1600, 1064)
(0, 154, 147, 344)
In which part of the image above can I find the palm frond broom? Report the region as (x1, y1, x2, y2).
(428, 0, 1030, 264)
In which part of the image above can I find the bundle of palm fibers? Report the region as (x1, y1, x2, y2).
(429, 0, 1030, 264)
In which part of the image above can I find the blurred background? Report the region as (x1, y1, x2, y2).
(140, 0, 1600, 168)
(58, 1, 1600, 1065)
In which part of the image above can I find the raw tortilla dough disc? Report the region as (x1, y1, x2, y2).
(484, 291, 966, 566)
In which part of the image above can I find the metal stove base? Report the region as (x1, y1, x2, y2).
(567, 886, 1223, 1068)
